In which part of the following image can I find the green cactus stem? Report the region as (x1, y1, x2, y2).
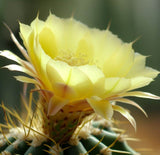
(0, 137, 16, 152)
(0, 120, 138, 155)
(0, 98, 138, 155)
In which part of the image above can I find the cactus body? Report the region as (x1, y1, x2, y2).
(0, 121, 137, 155)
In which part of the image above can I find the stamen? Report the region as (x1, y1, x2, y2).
(54, 50, 90, 66)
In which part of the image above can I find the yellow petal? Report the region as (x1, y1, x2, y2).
(127, 53, 146, 77)
(78, 65, 105, 96)
(129, 77, 153, 90)
(36, 44, 54, 90)
(39, 27, 58, 59)
(113, 98, 147, 117)
(103, 43, 134, 77)
(104, 77, 131, 97)
(30, 16, 45, 34)
(27, 31, 38, 70)
(46, 14, 88, 54)
(46, 59, 72, 84)
(4, 64, 35, 77)
(87, 97, 113, 120)
(112, 105, 136, 130)
(120, 91, 160, 100)
(75, 33, 93, 64)
(0, 50, 36, 77)
(68, 67, 93, 99)
(47, 96, 68, 116)
(14, 76, 38, 84)
(139, 67, 159, 79)
(46, 59, 75, 98)
(93, 30, 123, 69)
(22, 26, 53, 90)
(0, 50, 22, 64)
(26, 20, 46, 74)
(35, 39, 51, 75)
(5, 23, 30, 61)
(46, 59, 93, 99)
(127, 53, 159, 78)
(19, 23, 32, 47)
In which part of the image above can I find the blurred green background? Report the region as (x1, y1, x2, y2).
(0, 0, 160, 154)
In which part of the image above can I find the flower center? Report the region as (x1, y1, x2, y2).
(54, 50, 90, 66)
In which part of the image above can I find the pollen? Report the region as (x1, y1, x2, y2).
(54, 50, 90, 66)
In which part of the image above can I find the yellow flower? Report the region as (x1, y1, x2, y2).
(1, 13, 159, 129)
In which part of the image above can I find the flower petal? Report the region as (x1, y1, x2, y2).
(46, 59, 93, 100)
(19, 23, 32, 47)
(103, 43, 134, 77)
(120, 91, 160, 100)
(46, 59, 72, 83)
(46, 13, 88, 54)
(3, 64, 35, 77)
(127, 53, 146, 77)
(46, 59, 75, 99)
(39, 27, 58, 59)
(140, 67, 159, 78)
(112, 105, 136, 130)
(87, 97, 113, 120)
(75, 33, 94, 63)
(92, 30, 123, 68)
(14, 76, 38, 84)
(0, 50, 36, 75)
(47, 96, 68, 116)
(127, 53, 159, 79)
(104, 77, 131, 97)
(0, 50, 23, 64)
(78, 65, 105, 96)
(30, 16, 45, 33)
(129, 76, 153, 90)
(67, 67, 93, 99)
(113, 98, 147, 117)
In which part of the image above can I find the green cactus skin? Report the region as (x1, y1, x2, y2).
(0, 137, 16, 152)
(0, 123, 137, 155)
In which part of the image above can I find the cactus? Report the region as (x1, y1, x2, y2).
(0, 131, 137, 155)
(0, 94, 138, 155)
(0, 113, 137, 155)
(0, 13, 159, 155)
(0, 88, 138, 155)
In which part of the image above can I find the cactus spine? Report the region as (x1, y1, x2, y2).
(0, 102, 138, 155)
